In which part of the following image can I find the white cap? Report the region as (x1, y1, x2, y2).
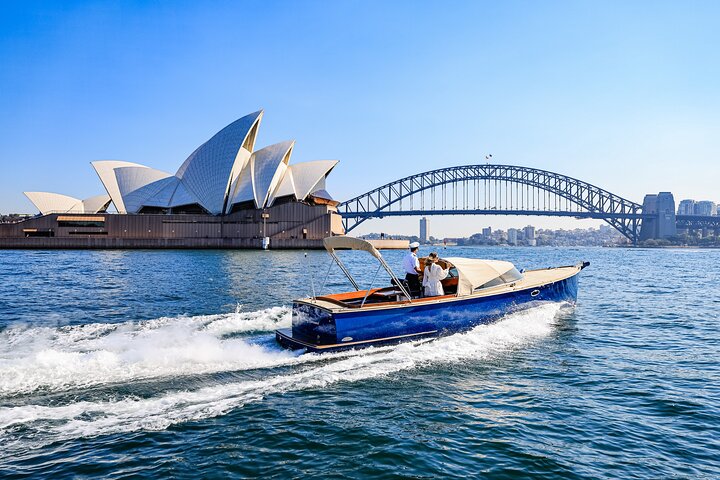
(409, 242, 420, 249)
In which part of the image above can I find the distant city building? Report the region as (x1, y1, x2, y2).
(419, 217, 429, 243)
(677, 199, 695, 215)
(677, 199, 717, 216)
(452, 223, 628, 247)
(695, 201, 717, 216)
(524, 225, 536, 246)
(482, 227, 492, 237)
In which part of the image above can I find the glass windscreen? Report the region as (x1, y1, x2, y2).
(476, 267, 524, 289)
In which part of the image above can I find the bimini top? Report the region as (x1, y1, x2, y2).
(443, 257, 522, 296)
(323, 235, 383, 262)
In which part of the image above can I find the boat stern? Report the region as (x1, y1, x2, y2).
(275, 301, 337, 350)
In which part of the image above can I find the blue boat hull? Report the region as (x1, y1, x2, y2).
(276, 269, 581, 353)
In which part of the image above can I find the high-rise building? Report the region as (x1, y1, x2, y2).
(695, 201, 717, 216)
(677, 199, 695, 215)
(482, 227, 492, 237)
(507, 228, 518, 245)
(524, 225, 536, 246)
(419, 217, 429, 243)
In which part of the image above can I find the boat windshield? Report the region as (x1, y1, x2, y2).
(475, 267, 524, 290)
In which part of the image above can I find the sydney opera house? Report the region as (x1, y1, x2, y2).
(0, 111, 345, 248)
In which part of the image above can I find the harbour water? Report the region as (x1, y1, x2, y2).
(0, 247, 718, 478)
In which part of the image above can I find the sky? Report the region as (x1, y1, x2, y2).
(1, 0, 718, 237)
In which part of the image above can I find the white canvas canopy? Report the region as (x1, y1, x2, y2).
(323, 236, 384, 262)
(322, 236, 411, 299)
(443, 257, 520, 296)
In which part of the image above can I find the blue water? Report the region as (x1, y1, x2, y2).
(0, 247, 718, 478)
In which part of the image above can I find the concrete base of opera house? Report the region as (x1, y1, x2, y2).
(0, 202, 344, 250)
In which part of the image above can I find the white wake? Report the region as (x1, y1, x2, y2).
(0, 303, 566, 454)
(0, 306, 295, 396)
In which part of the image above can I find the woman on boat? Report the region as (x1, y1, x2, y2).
(422, 252, 449, 297)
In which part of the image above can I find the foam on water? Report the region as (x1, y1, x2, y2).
(0, 303, 564, 455)
(0, 306, 295, 396)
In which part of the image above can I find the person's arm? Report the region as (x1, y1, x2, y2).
(439, 267, 449, 280)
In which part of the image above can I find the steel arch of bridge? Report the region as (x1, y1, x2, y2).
(338, 164, 646, 243)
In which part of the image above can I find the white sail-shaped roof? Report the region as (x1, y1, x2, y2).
(224, 118, 260, 213)
(167, 180, 203, 209)
(24, 192, 111, 214)
(175, 111, 263, 215)
(268, 166, 296, 203)
(130, 176, 205, 212)
(114, 166, 174, 213)
(91, 160, 149, 213)
(24, 192, 82, 214)
(263, 162, 288, 207)
(20, 110, 340, 217)
(80, 194, 112, 213)
(229, 140, 295, 209)
(289, 160, 339, 201)
(311, 177, 327, 195)
(251, 141, 295, 208)
(135, 176, 180, 208)
(309, 189, 335, 201)
(228, 162, 254, 207)
(266, 160, 338, 206)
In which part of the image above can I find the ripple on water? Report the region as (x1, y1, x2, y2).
(0, 247, 719, 478)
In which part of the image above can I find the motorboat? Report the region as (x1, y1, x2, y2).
(275, 236, 588, 353)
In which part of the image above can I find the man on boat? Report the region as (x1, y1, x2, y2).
(403, 242, 422, 297)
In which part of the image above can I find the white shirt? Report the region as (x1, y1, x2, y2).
(423, 263, 449, 296)
(402, 251, 420, 275)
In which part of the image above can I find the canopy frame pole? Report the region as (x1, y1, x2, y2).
(377, 256, 412, 302)
(329, 251, 361, 291)
(319, 258, 334, 294)
(360, 263, 383, 308)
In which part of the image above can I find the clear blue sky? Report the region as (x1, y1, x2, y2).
(1, 0, 718, 236)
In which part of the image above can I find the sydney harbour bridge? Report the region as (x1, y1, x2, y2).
(337, 165, 719, 244)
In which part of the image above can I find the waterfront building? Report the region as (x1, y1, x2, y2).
(677, 199, 695, 216)
(420, 217, 429, 243)
(694, 201, 717, 216)
(482, 227, 492, 237)
(524, 225, 536, 246)
(1, 111, 344, 249)
(507, 228, 518, 245)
